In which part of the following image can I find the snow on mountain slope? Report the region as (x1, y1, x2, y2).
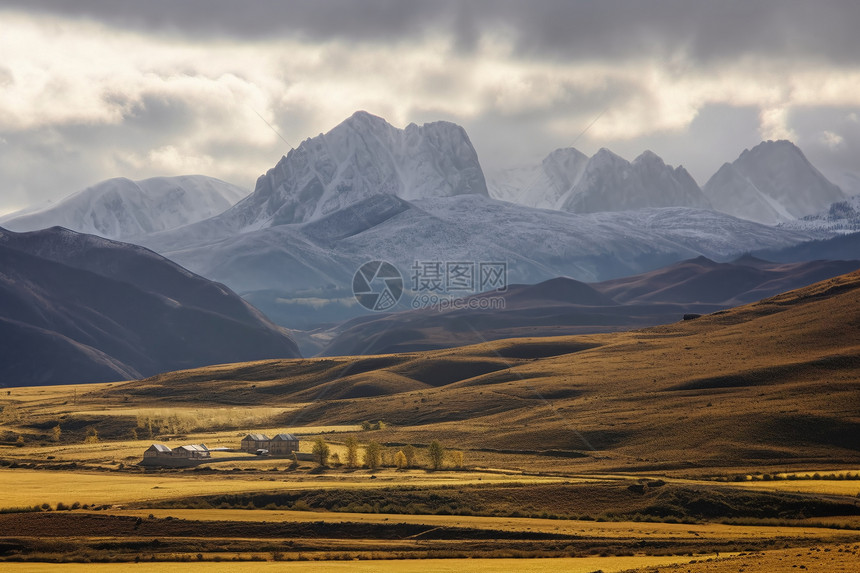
(778, 194, 860, 235)
(145, 193, 813, 312)
(223, 110, 487, 229)
(703, 140, 846, 225)
(488, 147, 709, 213)
(487, 147, 588, 209)
(0, 175, 248, 240)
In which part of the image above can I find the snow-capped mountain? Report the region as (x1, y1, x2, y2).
(560, 149, 710, 213)
(131, 112, 825, 331)
(703, 140, 846, 225)
(488, 147, 709, 213)
(0, 175, 247, 240)
(222, 110, 487, 230)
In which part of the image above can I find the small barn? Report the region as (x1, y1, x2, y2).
(172, 444, 211, 459)
(241, 433, 271, 453)
(143, 443, 172, 460)
(269, 433, 299, 455)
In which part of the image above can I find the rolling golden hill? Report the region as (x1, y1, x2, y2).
(95, 270, 860, 472)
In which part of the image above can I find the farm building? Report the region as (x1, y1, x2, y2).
(172, 444, 210, 459)
(269, 433, 299, 455)
(241, 433, 271, 452)
(143, 443, 172, 460)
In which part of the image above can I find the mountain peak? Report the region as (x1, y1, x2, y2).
(592, 147, 626, 163)
(229, 112, 487, 227)
(704, 140, 845, 225)
(341, 110, 391, 130)
(634, 149, 663, 164)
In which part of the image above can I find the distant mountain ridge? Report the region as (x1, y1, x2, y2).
(0, 175, 247, 241)
(488, 139, 847, 226)
(488, 147, 709, 213)
(0, 226, 301, 386)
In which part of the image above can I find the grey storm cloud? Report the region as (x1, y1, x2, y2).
(1, 1, 859, 212)
(10, 0, 860, 63)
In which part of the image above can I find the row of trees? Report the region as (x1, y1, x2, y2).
(312, 437, 458, 470)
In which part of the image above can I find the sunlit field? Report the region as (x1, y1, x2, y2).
(0, 554, 736, 573)
(0, 467, 568, 508)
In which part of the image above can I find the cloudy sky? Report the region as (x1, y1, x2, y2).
(2, 0, 860, 215)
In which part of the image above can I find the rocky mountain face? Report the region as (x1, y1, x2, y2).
(223, 110, 488, 230)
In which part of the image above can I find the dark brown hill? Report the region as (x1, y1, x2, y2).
(0, 226, 301, 386)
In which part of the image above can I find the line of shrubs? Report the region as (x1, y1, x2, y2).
(716, 472, 860, 482)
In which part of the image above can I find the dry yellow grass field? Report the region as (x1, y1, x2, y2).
(0, 554, 727, 573)
(0, 468, 567, 508)
(622, 542, 860, 572)
(98, 508, 860, 543)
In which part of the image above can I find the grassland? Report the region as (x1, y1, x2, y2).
(0, 554, 743, 573)
(0, 271, 858, 568)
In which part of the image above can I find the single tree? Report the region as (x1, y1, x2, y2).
(344, 435, 359, 468)
(395, 450, 408, 470)
(450, 450, 465, 469)
(51, 424, 61, 443)
(312, 436, 330, 467)
(403, 444, 417, 468)
(427, 440, 444, 470)
(83, 427, 99, 444)
(364, 440, 381, 470)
